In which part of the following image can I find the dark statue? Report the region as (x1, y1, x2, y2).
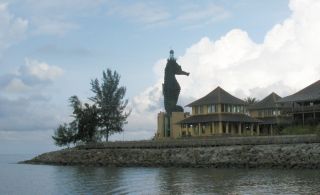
(163, 50, 189, 116)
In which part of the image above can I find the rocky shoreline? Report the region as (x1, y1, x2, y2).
(23, 141, 320, 169)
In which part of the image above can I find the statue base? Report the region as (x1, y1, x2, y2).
(155, 111, 189, 139)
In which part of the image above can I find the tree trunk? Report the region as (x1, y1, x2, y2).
(105, 131, 109, 142)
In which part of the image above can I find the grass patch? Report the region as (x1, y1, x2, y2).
(280, 125, 320, 136)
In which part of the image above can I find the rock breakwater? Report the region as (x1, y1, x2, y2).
(24, 141, 320, 169)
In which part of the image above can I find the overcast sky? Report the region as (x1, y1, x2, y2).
(1, 0, 320, 154)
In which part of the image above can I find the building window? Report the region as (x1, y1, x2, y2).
(240, 106, 244, 113)
(207, 104, 217, 113)
(273, 110, 280, 116)
(227, 105, 231, 113)
(201, 125, 205, 134)
(199, 106, 203, 114)
(194, 106, 203, 114)
(222, 123, 226, 133)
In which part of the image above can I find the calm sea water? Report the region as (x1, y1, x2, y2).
(1, 154, 320, 195)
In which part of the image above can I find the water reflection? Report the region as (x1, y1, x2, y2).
(49, 166, 320, 194)
(3, 155, 319, 195)
(0, 156, 320, 195)
(155, 168, 246, 194)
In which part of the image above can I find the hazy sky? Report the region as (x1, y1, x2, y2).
(1, 0, 320, 154)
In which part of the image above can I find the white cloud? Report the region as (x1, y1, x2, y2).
(0, 95, 66, 132)
(106, 1, 229, 28)
(0, 59, 66, 135)
(4, 78, 30, 93)
(0, 3, 28, 55)
(17, 0, 101, 36)
(32, 18, 78, 36)
(22, 58, 64, 81)
(23, 0, 101, 13)
(125, 0, 320, 140)
(177, 3, 230, 29)
(0, 58, 64, 96)
(107, 1, 170, 25)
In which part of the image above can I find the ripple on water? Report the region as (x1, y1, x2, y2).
(1, 156, 320, 195)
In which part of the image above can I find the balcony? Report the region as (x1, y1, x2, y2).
(283, 104, 320, 114)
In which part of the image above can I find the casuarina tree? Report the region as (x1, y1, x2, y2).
(52, 96, 99, 147)
(52, 123, 77, 147)
(90, 69, 131, 141)
(69, 96, 99, 143)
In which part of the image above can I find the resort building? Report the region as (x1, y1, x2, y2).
(248, 92, 291, 135)
(277, 80, 320, 125)
(155, 80, 320, 140)
(177, 87, 261, 137)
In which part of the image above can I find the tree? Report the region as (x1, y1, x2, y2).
(52, 96, 99, 147)
(69, 96, 99, 143)
(52, 123, 76, 147)
(244, 97, 258, 105)
(52, 68, 130, 146)
(90, 69, 131, 141)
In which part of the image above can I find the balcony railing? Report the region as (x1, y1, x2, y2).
(283, 104, 320, 114)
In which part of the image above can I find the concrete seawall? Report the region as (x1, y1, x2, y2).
(24, 135, 320, 168)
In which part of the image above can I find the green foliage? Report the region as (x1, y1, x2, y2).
(52, 68, 130, 147)
(244, 97, 258, 105)
(52, 96, 99, 147)
(280, 125, 320, 135)
(69, 96, 99, 143)
(52, 123, 77, 147)
(90, 69, 131, 141)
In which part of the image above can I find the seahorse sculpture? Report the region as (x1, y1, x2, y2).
(163, 50, 189, 116)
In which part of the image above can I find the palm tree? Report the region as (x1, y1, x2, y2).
(244, 97, 258, 105)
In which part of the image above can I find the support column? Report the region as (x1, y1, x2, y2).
(302, 104, 305, 126)
(219, 121, 223, 134)
(212, 122, 215, 134)
(238, 123, 242, 135)
(226, 122, 229, 134)
(291, 103, 294, 124)
(186, 125, 189, 137)
(257, 124, 260, 136)
(198, 123, 201, 136)
(270, 125, 273, 136)
(250, 124, 254, 136)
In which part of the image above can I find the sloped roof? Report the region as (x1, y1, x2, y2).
(178, 113, 261, 124)
(248, 92, 282, 110)
(278, 80, 320, 103)
(186, 87, 245, 107)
